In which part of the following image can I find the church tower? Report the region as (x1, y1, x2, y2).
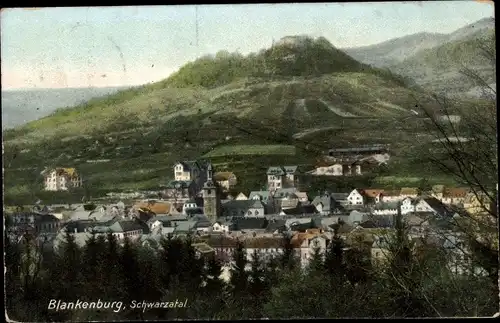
(202, 163, 220, 222)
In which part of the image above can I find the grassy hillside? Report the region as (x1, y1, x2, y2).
(390, 30, 496, 94)
(3, 35, 465, 203)
(1, 86, 131, 130)
(2, 72, 435, 146)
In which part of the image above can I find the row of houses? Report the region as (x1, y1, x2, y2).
(21, 185, 489, 236)
(7, 196, 487, 279)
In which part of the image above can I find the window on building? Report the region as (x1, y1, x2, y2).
(255, 211, 259, 216)
(247, 211, 252, 215)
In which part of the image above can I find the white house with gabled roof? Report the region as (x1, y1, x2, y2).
(401, 197, 415, 215)
(212, 221, 230, 233)
(235, 192, 248, 200)
(173, 161, 201, 181)
(42, 167, 83, 191)
(267, 166, 286, 191)
(347, 189, 365, 205)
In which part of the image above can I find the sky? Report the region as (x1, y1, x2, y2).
(1, 2, 494, 90)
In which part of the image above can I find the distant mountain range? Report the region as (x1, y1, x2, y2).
(1, 86, 131, 129)
(343, 17, 495, 68)
(343, 17, 496, 95)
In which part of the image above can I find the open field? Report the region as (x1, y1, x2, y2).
(204, 144, 296, 158)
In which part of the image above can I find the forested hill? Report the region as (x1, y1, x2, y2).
(158, 35, 410, 89)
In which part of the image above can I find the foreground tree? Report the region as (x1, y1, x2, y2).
(247, 249, 268, 318)
(383, 212, 430, 317)
(420, 30, 498, 292)
(324, 234, 346, 279)
(279, 232, 299, 271)
(118, 237, 143, 319)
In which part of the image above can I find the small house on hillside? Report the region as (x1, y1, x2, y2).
(173, 161, 203, 182)
(308, 158, 374, 177)
(266, 166, 300, 191)
(42, 167, 83, 191)
(347, 189, 370, 206)
(214, 172, 237, 191)
(235, 193, 248, 200)
(347, 189, 364, 206)
(401, 197, 415, 215)
(212, 221, 230, 233)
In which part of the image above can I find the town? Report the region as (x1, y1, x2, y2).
(6, 152, 494, 279)
(3, 4, 497, 320)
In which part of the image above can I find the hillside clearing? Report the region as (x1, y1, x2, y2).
(318, 99, 358, 117)
(293, 126, 339, 139)
(203, 145, 296, 158)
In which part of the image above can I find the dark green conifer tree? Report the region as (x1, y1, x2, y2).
(324, 235, 346, 281)
(229, 240, 248, 295)
(247, 249, 267, 318)
(81, 231, 103, 297)
(119, 237, 144, 320)
(103, 231, 121, 298)
(279, 232, 298, 270)
(307, 240, 325, 274)
(45, 230, 83, 321)
(385, 210, 427, 317)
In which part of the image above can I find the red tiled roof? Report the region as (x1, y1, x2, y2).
(134, 202, 171, 215)
(362, 189, 385, 198)
(443, 187, 469, 198)
(400, 187, 418, 195)
(214, 172, 236, 181)
(383, 190, 401, 197)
